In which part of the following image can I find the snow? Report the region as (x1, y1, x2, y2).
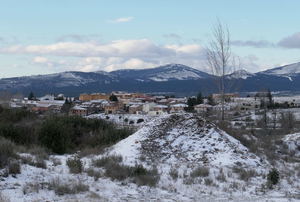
(149, 69, 203, 81)
(227, 69, 254, 79)
(1, 113, 300, 201)
(283, 133, 300, 157)
(261, 62, 300, 76)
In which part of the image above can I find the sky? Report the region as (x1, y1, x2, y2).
(0, 0, 300, 78)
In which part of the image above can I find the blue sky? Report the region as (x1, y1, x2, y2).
(0, 0, 300, 78)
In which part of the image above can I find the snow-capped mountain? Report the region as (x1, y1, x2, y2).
(2, 62, 300, 96)
(110, 64, 212, 82)
(226, 69, 255, 79)
(260, 62, 300, 76)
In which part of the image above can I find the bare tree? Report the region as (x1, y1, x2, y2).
(206, 20, 236, 120)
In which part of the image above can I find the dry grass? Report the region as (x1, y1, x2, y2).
(190, 166, 209, 178)
(49, 178, 89, 196)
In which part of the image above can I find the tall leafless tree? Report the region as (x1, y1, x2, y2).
(206, 20, 236, 120)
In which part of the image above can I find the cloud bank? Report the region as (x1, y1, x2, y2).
(3, 39, 207, 72)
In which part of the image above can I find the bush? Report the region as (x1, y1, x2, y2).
(49, 178, 89, 196)
(86, 168, 102, 181)
(0, 138, 17, 168)
(8, 161, 21, 175)
(233, 167, 257, 182)
(38, 116, 133, 154)
(93, 155, 123, 168)
(38, 117, 73, 154)
(96, 156, 160, 187)
(190, 166, 209, 178)
(137, 119, 144, 124)
(0, 191, 10, 202)
(169, 167, 179, 180)
(132, 166, 159, 187)
(267, 168, 279, 188)
(66, 156, 83, 174)
(129, 120, 134, 124)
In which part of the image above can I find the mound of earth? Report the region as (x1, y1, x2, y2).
(108, 113, 265, 169)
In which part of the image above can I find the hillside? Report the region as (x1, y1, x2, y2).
(0, 113, 299, 201)
(2, 62, 300, 96)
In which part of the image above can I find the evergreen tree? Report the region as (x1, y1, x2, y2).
(28, 91, 35, 100)
(196, 92, 203, 104)
(267, 89, 273, 108)
(109, 94, 118, 102)
(61, 98, 72, 114)
(187, 97, 197, 107)
(207, 95, 215, 106)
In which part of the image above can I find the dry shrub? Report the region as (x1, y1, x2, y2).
(66, 156, 83, 174)
(190, 166, 209, 178)
(49, 178, 89, 196)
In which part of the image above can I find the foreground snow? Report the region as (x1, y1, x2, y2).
(1, 114, 300, 201)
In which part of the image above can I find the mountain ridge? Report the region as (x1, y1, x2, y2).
(1, 62, 300, 96)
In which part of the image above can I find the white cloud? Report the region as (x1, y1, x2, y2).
(3, 39, 258, 73)
(32, 56, 48, 64)
(108, 17, 134, 23)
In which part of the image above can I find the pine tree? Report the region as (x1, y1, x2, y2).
(196, 92, 203, 104)
(109, 94, 118, 102)
(28, 91, 35, 100)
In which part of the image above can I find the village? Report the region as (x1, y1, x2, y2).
(8, 91, 300, 119)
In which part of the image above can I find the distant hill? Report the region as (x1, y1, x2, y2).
(1, 63, 300, 96)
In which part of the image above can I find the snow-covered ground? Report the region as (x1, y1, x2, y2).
(88, 113, 154, 128)
(1, 113, 299, 201)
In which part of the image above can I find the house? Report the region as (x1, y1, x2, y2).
(212, 104, 232, 111)
(142, 102, 156, 113)
(104, 102, 120, 114)
(70, 106, 88, 116)
(170, 104, 188, 113)
(194, 104, 213, 113)
(212, 93, 239, 103)
(128, 104, 143, 114)
(79, 93, 109, 101)
(148, 104, 169, 115)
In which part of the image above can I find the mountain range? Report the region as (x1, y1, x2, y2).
(2, 63, 300, 96)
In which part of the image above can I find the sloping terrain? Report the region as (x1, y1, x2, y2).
(109, 113, 264, 168)
(3, 62, 300, 96)
(1, 113, 300, 201)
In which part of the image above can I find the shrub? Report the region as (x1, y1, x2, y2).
(129, 120, 134, 124)
(97, 157, 160, 187)
(190, 166, 209, 178)
(0, 191, 10, 202)
(8, 161, 21, 175)
(93, 155, 123, 168)
(86, 168, 102, 181)
(105, 163, 131, 181)
(49, 178, 89, 196)
(38, 116, 133, 154)
(204, 178, 213, 186)
(267, 168, 279, 188)
(137, 119, 144, 124)
(34, 157, 47, 169)
(216, 169, 226, 182)
(233, 167, 257, 182)
(38, 117, 73, 154)
(22, 182, 40, 194)
(124, 118, 128, 123)
(0, 138, 17, 168)
(169, 167, 179, 180)
(132, 166, 159, 187)
(66, 156, 83, 174)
